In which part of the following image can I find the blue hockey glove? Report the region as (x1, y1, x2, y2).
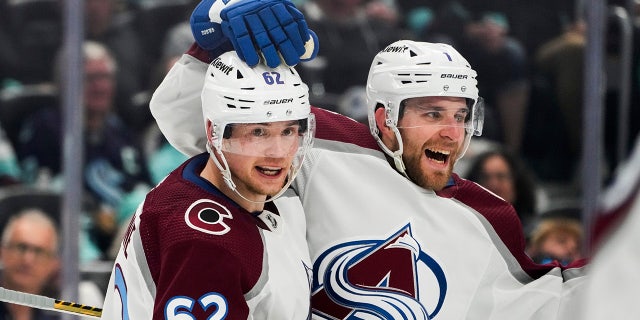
(221, 0, 317, 67)
(191, 0, 318, 67)
(191, 0, 233, 58)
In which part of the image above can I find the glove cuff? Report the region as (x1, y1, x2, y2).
(187, 41, 234, 63)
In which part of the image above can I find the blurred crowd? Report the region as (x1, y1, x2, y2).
(0, 0, 639, 299)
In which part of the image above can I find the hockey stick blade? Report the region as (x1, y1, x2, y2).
(0, 287, 102, 318)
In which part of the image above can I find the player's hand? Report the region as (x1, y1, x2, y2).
(191, 0, 318, 67)
(221, 0, 318, 67)
(191, 0, 233, 58)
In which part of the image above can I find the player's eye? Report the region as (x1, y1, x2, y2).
(282, 126, 300, 137)
(455, 111, 469, 123)
(424, 111, 443, 120)
(251, 128, 267, 137)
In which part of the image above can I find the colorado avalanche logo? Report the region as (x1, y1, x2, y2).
(312, 224, 447, 319)
(184, 199, 233, 235)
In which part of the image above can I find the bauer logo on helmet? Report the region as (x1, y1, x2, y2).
(441, 74, 468, 79)
(264, 98, 294, 105)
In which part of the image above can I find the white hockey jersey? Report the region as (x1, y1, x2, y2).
(101, 153, 311, 319)
(149, 48, 587, 319)
(294, 109, 585, 319)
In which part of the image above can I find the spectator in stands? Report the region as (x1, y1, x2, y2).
(16, 41, 152, 260)
(533, 11, 640, 183)
(533, 18, 586, 182)
(85, 0, 150, 129)
(527, 210, 583, 266)
(459, 12, 531, 152)
(0, 208, 104, 319)
(0, 208, 61, 319)
(145, 23, 193, 184)
(465, 148, 544, 234)
(105, 33, 190, 261)
(0, 0, 62, 85)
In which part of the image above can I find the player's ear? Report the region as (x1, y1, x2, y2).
(374, 106, 391, 135)
(374, 105, 402, 150)
(205, 120, 214, 144)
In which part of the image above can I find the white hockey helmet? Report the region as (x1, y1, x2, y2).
(202, 51, 315, 202)
(366, 40, 484, 175)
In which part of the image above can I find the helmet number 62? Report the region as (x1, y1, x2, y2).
(262, 72, 284, 85)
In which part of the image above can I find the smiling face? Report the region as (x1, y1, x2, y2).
(377, 96, 469, 191)
(203, 119, 306, 209)
(222, 121, 303, 198)
(222, 150, 292, 200)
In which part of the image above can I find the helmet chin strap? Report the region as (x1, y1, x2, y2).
(207, 142, 236, 191)
(376, 123, 410, 180)
(390, 127, 410, 180)
(372, 105, 410, 180)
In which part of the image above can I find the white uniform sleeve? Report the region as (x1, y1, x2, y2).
(581, 198, 640, 319)
(580, 134, 640, 319)
(101, 206, 156, 320)
(149, 54, 209, 157)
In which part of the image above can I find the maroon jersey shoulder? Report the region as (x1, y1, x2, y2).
(437, 174, 573, 278)
(311, 106, 380, 150)
(138, 159, 265, 318)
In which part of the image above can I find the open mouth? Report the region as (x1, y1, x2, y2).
(425, 148, 451, 164)
(256, 166, 283, 176)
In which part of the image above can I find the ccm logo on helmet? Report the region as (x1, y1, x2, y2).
(441, 74, 468, 79)
(210, 58, 234, 75)
(264, 98, 293, 105)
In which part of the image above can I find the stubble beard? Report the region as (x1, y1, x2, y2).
(237, 168, 290, 198)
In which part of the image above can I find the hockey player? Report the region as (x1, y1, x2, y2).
(100, 51, 315, 319)
(580, 133, 640, 319)
(300, 41, 585, 319)
(149, 1, 587, 318)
